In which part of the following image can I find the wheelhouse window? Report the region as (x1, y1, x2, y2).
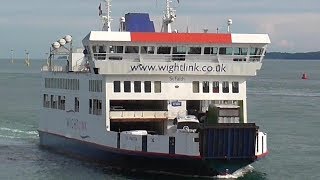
(213, 81, 219, 93)
(204, 47, 218, 54)
(222, 81, 229, 93)
(232, 81, 239, 93)
(134, 81, 141, 93)
(124, 81, 131, 92)
(234, 47, 248, 55)
(192, 81, 199, 93)
(144, 81, 151, 93)
(250, 48, 264, 55)
(157, 46, 171, 54)
(188, 47, 201, 54)
(172, 46, 186, 54)
(109, 46, 123, 53)
(203, 81, 209, 93)
(154, 81, 161, 93)
(141, 46, 155, 54)
(219, 47, 233, 55)
(125, 46, 139, 53)
(113, 81, 121, 92)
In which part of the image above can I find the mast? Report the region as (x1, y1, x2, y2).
(101, 0, 112, 32)
(161, 0, 176, 33)
(25, 50, 30, 67)
(10, 49, 14, 64)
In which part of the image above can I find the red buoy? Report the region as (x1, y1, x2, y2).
(302, 73, 308, 80)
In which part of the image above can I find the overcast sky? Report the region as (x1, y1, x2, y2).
(1, 0, 319, 58)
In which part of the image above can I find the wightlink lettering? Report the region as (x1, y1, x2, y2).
(130, 63, 226, 73)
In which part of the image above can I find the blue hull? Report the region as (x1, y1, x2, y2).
(38, 131, 253, 176)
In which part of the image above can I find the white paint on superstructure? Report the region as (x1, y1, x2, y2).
(231, 34, 271, 44)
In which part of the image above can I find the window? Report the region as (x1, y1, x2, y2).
(144, 81, 151, 93)
(213, 81, 219, 93)
(125, 46, 139, 53)
(89, 99, 102, 115)
(51, 95, 57, 109)
(250, 48, 264, 55)
(172, 46, 186, 54)
(154, 81, 161, 93)
(234, 47, 248, 55)
(192, 81, 199, 93)
(188, 47, 201, 54)
(124, 81, 131, 92)
(113, 81, 121, 92)
(43, 94, 49, 108)
(109, 46, 124, 53)
(222, 81, 229, 93)
(134, 81, 141, 93)
(141, 46, 155, 54)
(58, 96, 65, 110)
(75, 97, 79, 112)
(157, 46, 171, 54)
(232, 82, 239, 93)
(203, 81, 209, 93)
(204, 47, 218, 54)
(98, 46, 106, 53)
(89, 99, 92, 114)
(219, 47, 233, 55)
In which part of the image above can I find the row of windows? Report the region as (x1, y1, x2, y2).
(43, 94, 79, 112)
(193, 81, 239, 93)
(89, 80, 103, 92)
(113, 81, 161, 93)
(43, 95, 102, 116)
(43, 94, 66, 110)
(89, 45, 264, 56)
(112, 80, 239, 94)
(89, 99, 102, 115)
(45, 78, 79, 90)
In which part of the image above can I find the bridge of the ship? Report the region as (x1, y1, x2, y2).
(80, 31, 270, 76)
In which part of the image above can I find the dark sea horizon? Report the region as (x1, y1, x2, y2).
(0, 59, 319, 180)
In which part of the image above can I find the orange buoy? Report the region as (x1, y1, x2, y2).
(302, 73, 308, 80)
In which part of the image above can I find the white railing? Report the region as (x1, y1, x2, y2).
(41, 65, 66, 72)
(109, 111, 168, 119)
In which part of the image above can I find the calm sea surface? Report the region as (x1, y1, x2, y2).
(0, 59, 319, 180)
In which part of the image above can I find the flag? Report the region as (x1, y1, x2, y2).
(98, 3, 102, 16)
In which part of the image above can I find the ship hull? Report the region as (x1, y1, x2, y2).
(38, 130, 254, 176)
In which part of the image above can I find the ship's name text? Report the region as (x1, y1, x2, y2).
(66, 118, 87, 131)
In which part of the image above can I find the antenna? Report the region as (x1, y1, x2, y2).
(100, 0, 112, 31)
(227, 19, 232, 33)
(161, 0, 176, 33)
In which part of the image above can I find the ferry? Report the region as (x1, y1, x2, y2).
(38, 0, 270, 177)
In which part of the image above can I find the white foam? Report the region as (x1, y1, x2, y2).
(0, 127, 38, 135)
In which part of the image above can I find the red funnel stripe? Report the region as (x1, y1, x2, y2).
(131, 32, 232, 44)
